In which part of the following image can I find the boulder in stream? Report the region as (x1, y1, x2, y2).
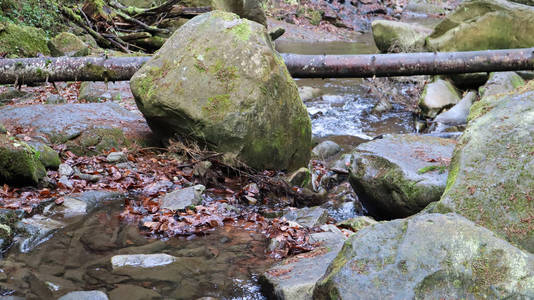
(419, 78, 461, 119)
(311, 140, 341, 160)
(314, 213, 534, 299)
(130, 11, 311, 170)
(426, 0, 534, 51)
(427, 78, 534, 252)
(282, 206, 328, 228)
(371, 20, 431, 53)
(433, 91, 477, 126)
(349, 134, 456, 219)
(15, 215, 65, 253)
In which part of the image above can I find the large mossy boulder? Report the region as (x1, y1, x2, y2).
(426, 0, 534, 51)
(48, 32, 89, 57)
(348, 134, 456, 219)
(429, 79, 534, 252)
(314, 213, 534, 299)
(371, 20, 431, 53)
(130, 11, 311, 170)
(0, 135, 46, 185)
(0, 21, 50, 57)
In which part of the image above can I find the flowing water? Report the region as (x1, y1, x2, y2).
(1, 37, 419, 299)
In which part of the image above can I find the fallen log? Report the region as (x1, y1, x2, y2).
(0, 48, 533, 84)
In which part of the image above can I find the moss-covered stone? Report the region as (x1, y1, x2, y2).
(371, 20, 431, 53)
(65, 128, 130, 156)
(431, 79, 534, 253)
(426, 0, 534, 51)
(48, 32, 89, 57)
(26, 141, 60, 169)
(0, 21, 50, 57)
(0, 134, 46, 185)
(131, 11, 311, 170)
(348, 134, 456, 219)
(314, 213, 534, 299)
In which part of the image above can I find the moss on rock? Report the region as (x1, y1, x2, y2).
(0, 21, 50, 57)
(0, 135, 46, 185)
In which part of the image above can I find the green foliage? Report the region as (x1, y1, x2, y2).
(0, 0, 69, 36)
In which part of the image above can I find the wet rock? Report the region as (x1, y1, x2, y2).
(0, 21, 50, 57)
(286, 167, 312, 188)
(478, 72, 525, 100)
(261, 231, 346, 300)
(106, 151, 127, 163)
(0, 134, 46, 185)
(298, 86, 321, 102)
(58, 164, 74, 177)
(426, 0, 534, 52)
(112, 256, 208, 282)
(337, 216, 377, 232)
(427, 79, 534, 252)
(109, 284, 161, 300)
(405, 0, 451, 14)
(45, 94, 67, 104)
(0, 103, 152, 151)
(419, 78, 461, 118)
(111, 254, 177, 269)
(371, 20, 431, 53)
(311, 140, 341, 160)
(282, 206, 328, 228)
(78, 82, 130, 102)
(48, 32, 89, 57)
(160, 184, 205, 211)
(25, 141, 61, 169)
(349, 134, 456, 219)
(314, 213, 534, 299)
(48, 191, 123, 218)
(15, 215, 64, 253)
(433, 91, 476, 126)
(58, 290, 109, 300)
(329, 154, 352, 173)
(130, 11, 311, 170)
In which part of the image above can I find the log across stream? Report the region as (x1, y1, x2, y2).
(0, 48, 533, 84)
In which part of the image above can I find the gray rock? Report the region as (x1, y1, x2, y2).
(160, 185, 205, 211)
(106, 151, 127, 163)
(0, 103, 151, 145)
(49, 191, 123, 218)
(349, 134, 456, 219)
(78, 82, 130, 102)
(58, 291, 109, 300)
(111, 254, 177, 269)
(108, 284, 161, 300)
(58, 163, 74, 177)
(45, 94, 66, 104)
(261, 231, 346, 300)
(130, 11, 311, 170)
(371, 20, 431, 53)
(429, 77, 534, 252)
(426, 0, 534, 52)
(25, 141, 61, 169)
(298, 86, 321, 102)
(433, 91, 476, 126)
(329, 153, 352, 173)
(336, 216, 377, 232)
(314, 213, 534, 299)
(479, 72, 525, 100)
(282, 206, 328, 228)
(311, 140, 341, 160)
(419, 78, 461, 118)
(15, 215, 64, 253)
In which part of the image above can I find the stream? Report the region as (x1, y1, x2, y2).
(0, 37, 420, 299)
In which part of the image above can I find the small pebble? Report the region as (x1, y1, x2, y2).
(58, 164, 74, 177)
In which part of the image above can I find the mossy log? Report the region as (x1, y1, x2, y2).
(0, 48, 533, 84)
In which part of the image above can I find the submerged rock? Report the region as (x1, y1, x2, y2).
(111, 254, 177, 269)
(433, 91, 477, 126)
(426, 0, 534, 51)
(15, 215, 64, 253)
(315, 213, 534, 299)
(371, 20, 431, 53)
(349, 134, 456, 219)
(419, 78, 461, 119)
(159, 185, 205, 211)
(261, 231, 346, 300)
(109, 284, 161, 300)
(58, 291, 109, 300)
(0, 135, 46, 185)
(130, 11, 311, 170)
(428, 79, 534, 252)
